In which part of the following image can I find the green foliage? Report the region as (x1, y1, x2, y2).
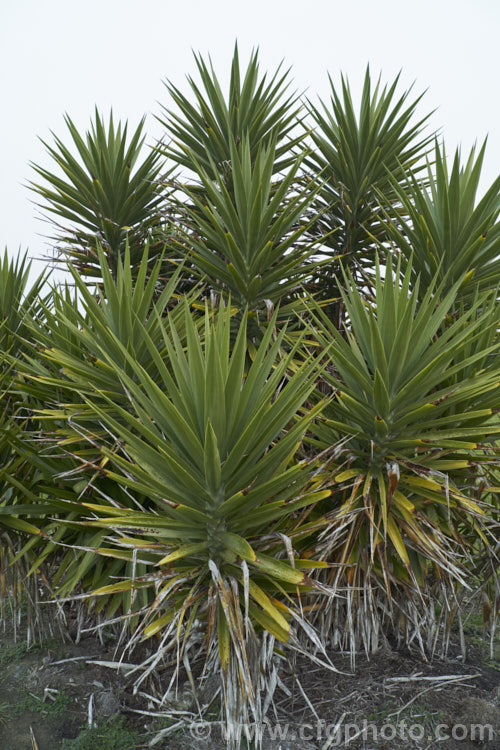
(386, 140, 500, 300)
(179, 135, 323, 309)
(1, 248, 193, 611)
(26, 301, 329, 646)
(12, 688, 73, 718)
(0, 703, 10, 726)
(159, 43, 302, 181)
(30, 110, 166, 278)
(0, 252, 52, 539)
(0, 637, 59, 668)
(0, 249, 50, 357)
(159, 45, 316, 318)
(306, 68, 433, 274)
(61, 716, 140, 750)
(0, 641, 33, 666)
(307, 255, 500, 595)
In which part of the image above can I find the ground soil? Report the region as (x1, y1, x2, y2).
(0, 609, 498, 750)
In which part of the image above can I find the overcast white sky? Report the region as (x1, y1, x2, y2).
(1, 0, 499, 282)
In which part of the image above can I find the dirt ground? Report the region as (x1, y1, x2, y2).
(0, 608, 498, 750)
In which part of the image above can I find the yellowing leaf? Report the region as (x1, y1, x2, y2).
(221, 532, 256, 561)
(247, 581, 289, 632)
(378, 473, 388, 531)
(217, 604, 231, 670)
(157, 542, 208, 565)
(248, 602, 290, 642)
(91, 580, 135, 596)
(143, 611, 176, 638)
(254, 554, 304, 584)
(457, 496, 484, 514)
(334, 469, 363, 483)
(303, 490, 332, 503)
(387, 517, 410, 566)
(95, 547, 134, 561)
(392, 490, 415, 512)
(405, 476, 444, 491)
(293, 559, 329, 569)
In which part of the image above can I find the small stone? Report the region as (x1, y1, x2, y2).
(94, 690, 121, 717)
(449, 696, 500, 737)
(163, 689, 196, 711)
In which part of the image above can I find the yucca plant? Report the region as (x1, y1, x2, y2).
(0, 423, 64, 644)
(30, 110, 168, 279)
(385, 140, 500, 302)
(26, 243, 189, 394)
(305, 69, 433, 307)
(158, 44, 302, 183)
(0, 251, 55, 637)
(1, 247, 194, 614)
(178, 134, 325, 317)
(0, 249, 52, 537)
(7, 48, 500, 745)
(304, 256, 500, 654)
(0, 250, 50, 358)
(18, 296, 331, 744)
(157, 45, 316, 320)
